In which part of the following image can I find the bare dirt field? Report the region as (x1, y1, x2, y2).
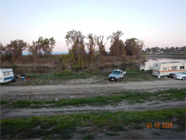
(1, 79, 185, 101)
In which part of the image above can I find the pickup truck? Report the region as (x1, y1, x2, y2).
(108, 69, 126, 81)
(174, 72, 186, 80)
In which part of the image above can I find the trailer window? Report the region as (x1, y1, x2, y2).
(172, 66, 177, 70)
(180, 66, 185, 69)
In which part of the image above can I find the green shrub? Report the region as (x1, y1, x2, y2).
(83, 134, 94, 140)
(58, 70, 72, 76)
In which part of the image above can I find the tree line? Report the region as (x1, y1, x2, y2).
(144, 46, 186, 54)
(62, 30, 144, 69)
(0, 37, 56, 60)
(0, 30, 144, 69)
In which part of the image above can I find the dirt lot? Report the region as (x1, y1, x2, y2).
(1, 79, 185, 101)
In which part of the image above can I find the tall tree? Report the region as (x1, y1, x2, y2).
(65, 30, 86, 69)
(125, 38, 143, 57)
(110, 31, 126, 56)
(29, 37, 56, 58)
(3, 40, 27, 59)
(95, 35, 108, 56)
(86, 33, 96, 64)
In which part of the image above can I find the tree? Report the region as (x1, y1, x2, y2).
(180, 46, 186, 52)
(109, 31, 126, 56)
(164, 47, 169, 53)
(29, 37, 56, 58)
(0, 43, 5, 60)
(2, 40, 27, 59)
(125, 38, 143, 57)
(28, 41, 40, 58)
(145, 47, 152, 52)
(151, 47, 160, 53)
(86, 33, 96, 64)
(0, 43, 4, 55)
(169, 47, 175, 53)
(95, 35, 108, 56)
(175, 47, 180, 52)
(65, 30, 86, 69)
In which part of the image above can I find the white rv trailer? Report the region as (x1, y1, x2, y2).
(152, 62, 186, 77)
(0, 68, 14, 83)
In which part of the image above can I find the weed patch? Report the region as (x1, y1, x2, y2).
(2, 89, 186, 108)
(1, 108, 185, 139)
(105, 132, 120, 136)
(83, 134, 94, 140)
(124, 70, 157, 81)
(0, 101, 9, 105)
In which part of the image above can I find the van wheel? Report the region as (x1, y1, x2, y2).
(182, 77, 186, 80)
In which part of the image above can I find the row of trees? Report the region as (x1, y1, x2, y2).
(63, 30, 144, 69)
(0, 37, 56, 60)
(144, 46, 186, 54)
(0, 30, 144, 70)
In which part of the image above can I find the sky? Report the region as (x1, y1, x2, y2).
(0, 0, 186, 52)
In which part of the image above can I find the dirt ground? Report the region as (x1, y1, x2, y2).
(1, 79, 185, 101)
(1, 100, 185, 119)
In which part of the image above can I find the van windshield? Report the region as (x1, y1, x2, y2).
(112, 71, 120, 75)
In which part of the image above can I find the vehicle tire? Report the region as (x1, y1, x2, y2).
(118, 77, 121, 81)
(182, 77, 186, 80)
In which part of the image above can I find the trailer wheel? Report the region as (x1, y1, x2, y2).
(12, 78, 16, 82)
(182, 77, 186, 80)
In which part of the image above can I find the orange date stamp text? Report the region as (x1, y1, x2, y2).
(146, 122, 173, 129)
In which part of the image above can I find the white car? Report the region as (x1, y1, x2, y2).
(108, 69, 126, 81)
(174, 72, 186, 80)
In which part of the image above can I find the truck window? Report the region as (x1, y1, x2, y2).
(180, 66, 185, 69)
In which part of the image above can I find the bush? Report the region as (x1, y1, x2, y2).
(78, 72, 85, 77)
(56, 70, 72, 76)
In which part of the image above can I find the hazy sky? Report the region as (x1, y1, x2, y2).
(0, 0, 186, 52)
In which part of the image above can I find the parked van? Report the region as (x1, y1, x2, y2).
(152, 62, 186, 77)
(0, 68, 14, 83)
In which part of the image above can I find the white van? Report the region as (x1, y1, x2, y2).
(152, 62, 186, 77)
(0, 68, 14, 83)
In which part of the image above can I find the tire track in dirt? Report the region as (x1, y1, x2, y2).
(1, 100, 185, 119)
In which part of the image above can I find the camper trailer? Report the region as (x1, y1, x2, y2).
(152, 62, 186, 77)
(0, 68, 14, 83)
